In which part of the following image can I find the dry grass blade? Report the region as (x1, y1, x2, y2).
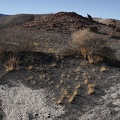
(4, 53, 19, 72)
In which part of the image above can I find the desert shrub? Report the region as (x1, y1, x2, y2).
(71, 28, 116, 63)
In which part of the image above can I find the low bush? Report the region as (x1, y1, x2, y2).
(71, 28, 116, 64)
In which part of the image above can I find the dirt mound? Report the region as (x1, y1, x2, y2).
(21, 12, 98, 32)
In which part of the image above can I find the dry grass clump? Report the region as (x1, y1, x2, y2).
(87, 83, 96, 95)
(1, 40, 37, 68)
(4, 53, 19, 72)
(100, 65, 107, 72)
(55, 97, 63, 105)
(72, 28, 116, 64)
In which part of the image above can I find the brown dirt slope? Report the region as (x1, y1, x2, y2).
(21, 12, 99, 32)
(0, 12, 105, 33)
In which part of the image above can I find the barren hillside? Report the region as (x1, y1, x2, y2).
(0, 12, 120, 120)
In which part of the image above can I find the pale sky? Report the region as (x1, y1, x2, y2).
(0, 0, 120, 19)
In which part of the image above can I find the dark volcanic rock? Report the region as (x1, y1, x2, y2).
(21, 12, 100, 32)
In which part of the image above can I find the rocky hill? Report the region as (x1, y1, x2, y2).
(0, 12, 120, 120)
(0, 14, 8, 18)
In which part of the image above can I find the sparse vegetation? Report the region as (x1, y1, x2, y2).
(0, 27, 118, 105)
(75, 82, 81, 89)
(56, 97, 63, 105)
(0, 12, 120, 109)
(87, 83, 96, 95)
(67, 95, 74, 103)
(72, 28, 117, 64)
(0, 12, 120, 120)
(4, 53, 19, 72)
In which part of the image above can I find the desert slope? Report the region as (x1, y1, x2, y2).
(0, 12, 120, 120)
